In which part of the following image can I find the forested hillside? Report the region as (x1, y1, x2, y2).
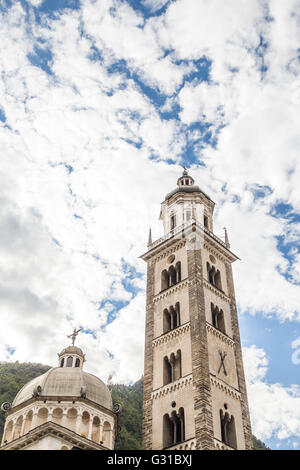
(0, 362, 267, 450)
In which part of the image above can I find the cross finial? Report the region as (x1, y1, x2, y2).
(67, 327, 81, 346)
(182, 165, 188, 176)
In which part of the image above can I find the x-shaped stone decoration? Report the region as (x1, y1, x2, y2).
(218, 350, 227, 376)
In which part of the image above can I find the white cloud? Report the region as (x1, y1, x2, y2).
(244, 345, 300, 442)
(0, 0, 299, 397)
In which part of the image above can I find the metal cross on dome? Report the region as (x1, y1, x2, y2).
(67, 327, 82, 346)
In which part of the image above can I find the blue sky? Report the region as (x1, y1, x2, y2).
(0, 0, 300, 449)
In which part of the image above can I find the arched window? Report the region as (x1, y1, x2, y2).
(161, 263, 181, 292)
(174, 350, 182, 381)
(163, 408, 185, 448)
(13, 416, 23, 440)
(169, 265, 177, 286)
(207, 263, 222, 291)
(60, 358, 64, 368)
(163, 303, 181, 334)
(175, 262, 181, 283)
(23, 410, 33, 435)
(204, 215, 209, 228)
(220, 410, 237, 449)
(163, 413, 173, 448)
(66, 356, 73, 367)
(3, 420, 13, 443)
(215, 270, 222, 290)
(163, 351, 182, 385)
(75, 358, 80, 367)
(163, 308, 171, 333)
(161, 270, 169, 291)
(92, 416, 100, 443)
(102, 421, 111, 448)
(211, 304, 226, 334)
(175, 302, 180, 327)
(170, 214, 176, 230)
(163, 356, 172, 385)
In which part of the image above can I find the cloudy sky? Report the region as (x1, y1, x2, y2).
(1, 0, 300, 450)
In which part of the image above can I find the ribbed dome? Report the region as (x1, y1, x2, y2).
(58, 346, 84, 357)
(165, 185, 213, 202)
(12, 367, 112, 410)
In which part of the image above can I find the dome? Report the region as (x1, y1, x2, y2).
(58, 346, 84, 357)
(165, 185, 213, 202)
(12, 367, 113, 410)
(165, 168, 213, 203)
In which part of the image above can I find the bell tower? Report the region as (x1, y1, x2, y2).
(141, 169, 252, 450)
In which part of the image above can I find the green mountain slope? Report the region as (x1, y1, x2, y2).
(0, 362, 267, 450)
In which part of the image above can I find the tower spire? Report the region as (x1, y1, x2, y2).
(224, 227, 230, 248)
(148, 227, 152, 247)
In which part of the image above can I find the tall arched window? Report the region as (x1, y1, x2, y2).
(175, 262, 181, 283)
(163, 303, 181, 334)
(161, 270, 169, 291)
(207, 263, 222, 291)
(163, 356, 172, 385)
(211, 303, 226, 334)
(163, 308, 171, 333)
(220, 410, 237, 449)
(66, 356, 73, 367)
(75, 358, 80, 367)
(60, 358, 64, 368)
(163, 408, 185, 448)
(170, 214, 176, 230)
(163, 351, 182, 385)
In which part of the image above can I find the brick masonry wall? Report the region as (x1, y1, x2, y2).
(225, 261, 253, 450)
(142, 261, 155, 450)
(187, 248, 215, 449)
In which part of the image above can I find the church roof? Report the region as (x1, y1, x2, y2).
(58, 345, 84, 357)
(12, 367, 112, 410)
(164, 185, 214, 203)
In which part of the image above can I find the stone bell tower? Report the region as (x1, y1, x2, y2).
(141, 168, 252, 450)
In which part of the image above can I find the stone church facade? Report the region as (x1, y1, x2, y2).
(141, 169, 252, 450)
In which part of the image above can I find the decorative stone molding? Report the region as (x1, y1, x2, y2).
(210, 375, 241, 401)
(152, 323, 190, 348)
(203, 279, 230, 303)
(0, 421, 107, 451)
(206, 323, 235, 348)
(203, 242, 226, 263)
(165, 437, 196, 450)
(214, 438, 234, 450)
(154, 279, 189, 302)
(152, 374, 193, 400)
(142, 238, 187, 264)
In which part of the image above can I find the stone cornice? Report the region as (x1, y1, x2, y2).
(5, 395, 116, 421)
(153, 279, 189, 302)
(152, 322, 190, 347)
(203, 279, 231, 303)
(206, 323, 235, 348)
(164, 437, 196, 450)
(152, 374, 193, 400)
(214, 437, 235, 450)
(0, 421, 107, 451)
(210, 375, 241, 401)
(141, 237, 187, 263)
